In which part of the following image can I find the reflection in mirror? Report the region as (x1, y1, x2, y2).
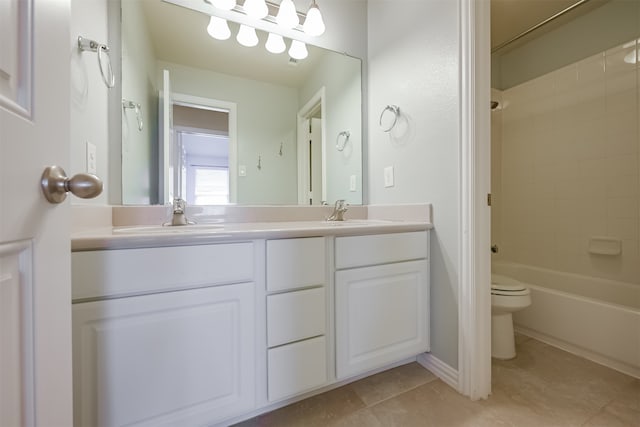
(118, 0, 362, 206)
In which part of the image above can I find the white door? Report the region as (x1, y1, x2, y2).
(309, 117, 323, 205)
(0, 1, 73, 425)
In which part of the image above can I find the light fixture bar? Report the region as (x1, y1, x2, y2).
(165, 0, 318, 44)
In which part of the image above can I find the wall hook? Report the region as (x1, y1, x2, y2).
(279, 142, 283, 156)
(257, 155, 262, 170)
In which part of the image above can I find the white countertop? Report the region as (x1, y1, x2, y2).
(71, 219, 432, 251)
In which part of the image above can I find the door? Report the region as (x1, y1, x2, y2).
(0, 1, 73, 426)
(309, 117, 323, 205)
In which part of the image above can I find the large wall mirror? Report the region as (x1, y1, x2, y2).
(117, 0, 363, 206)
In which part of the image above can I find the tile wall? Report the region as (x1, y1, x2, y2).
(493, 39, 640, 285)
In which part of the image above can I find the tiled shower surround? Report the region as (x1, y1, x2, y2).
(492, 39, 639, 285)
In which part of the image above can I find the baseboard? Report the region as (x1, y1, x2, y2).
(416, 352, 459, 390)
(515, 326, 640, 380)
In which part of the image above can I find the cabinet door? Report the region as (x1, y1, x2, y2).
(335, 261, 429, 379)
(73, 283, 255, 427)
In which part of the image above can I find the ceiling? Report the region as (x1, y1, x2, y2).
(491, 0, 609, 52)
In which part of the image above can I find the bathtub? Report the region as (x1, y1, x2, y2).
(493, 261, 640, 379)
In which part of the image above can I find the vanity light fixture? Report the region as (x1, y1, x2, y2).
(207, 15, 231, 40)
(237, 24, 259, 47)
(203, 0, 324, 58)
(265, 33, 286, 53)
(276, 0, 298, 29)
(303, 0, 325, 36)
(288, 39, 308, 59)
(209, 0, 236, 10)
(243, 0, 269, 19)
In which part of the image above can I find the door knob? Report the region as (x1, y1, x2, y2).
(40, 166, 103, 204)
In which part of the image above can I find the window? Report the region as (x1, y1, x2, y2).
(193, 166, 229, 205)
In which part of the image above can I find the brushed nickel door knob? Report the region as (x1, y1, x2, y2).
(40, 166, 103, 204)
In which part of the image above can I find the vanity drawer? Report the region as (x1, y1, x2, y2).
(266, 237, 326, 292)
(72, 243, 254, 300)
(267, 336, 327, 401)
(267, 287, 325, 347)
(335, 231, 428, 269)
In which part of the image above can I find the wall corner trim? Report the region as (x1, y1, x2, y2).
(417, 353, 459, 391)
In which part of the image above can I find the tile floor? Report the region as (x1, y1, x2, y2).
(235, 335, 639, 426)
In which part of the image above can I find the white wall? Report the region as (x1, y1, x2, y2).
(70, 0, 110, 204)
(367, 0, 461, 369)
(159, 61, 299, 205)
(121, 0, 159, 205)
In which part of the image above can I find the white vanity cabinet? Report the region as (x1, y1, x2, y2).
(265, 237, 328, 402)
(71, 243, 257, 427)
(335, 231, 430, 379)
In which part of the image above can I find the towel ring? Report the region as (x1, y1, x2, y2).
(78, 36, 115, 89)
(123, 100, 143, 131)
(336, 131, 350, 151)
(379, 104, 400, 132)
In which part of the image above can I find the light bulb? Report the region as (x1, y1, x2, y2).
(288, 40, 308, 60)
(236, 24, 258, 47)
(303, 1, 325, 36)
(210, 0, 236, 10)
(207, 16, 231, 40)
(276, 0, 298, 29)
(265, 33, 286, 54)
(243, 0, 268, 19)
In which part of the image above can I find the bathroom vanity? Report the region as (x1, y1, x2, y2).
(71, 217, 431, 426)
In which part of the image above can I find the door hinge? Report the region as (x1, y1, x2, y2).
(487, 193, 492, 206)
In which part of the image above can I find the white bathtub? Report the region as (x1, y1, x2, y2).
(493, 261, 640, 379)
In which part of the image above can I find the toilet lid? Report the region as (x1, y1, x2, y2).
(491, 274, 528, 293)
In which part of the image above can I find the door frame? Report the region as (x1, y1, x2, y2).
(457, 0, 492, 400)
(297, 87, 326, 205)
(171, 93, 238, 204)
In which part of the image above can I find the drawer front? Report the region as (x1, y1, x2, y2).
(335, 231, 428, 269)
(266, 237, 326, 292)
(267, 288, 325, 347)
(267, 336, 327, 402)
(72, 243, 254, 300)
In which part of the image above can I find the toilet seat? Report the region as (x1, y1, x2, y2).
(491, 274, 530, 296)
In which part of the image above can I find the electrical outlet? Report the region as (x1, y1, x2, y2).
(349, 174, 357, 191)
(384, 166, 394, 188)
(86, 142, 97, 174)
(239, 165, 247, 176)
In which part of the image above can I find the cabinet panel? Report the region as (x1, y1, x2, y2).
(267, 336, 327, 402)
(266, 238, 325, 292)
(267, 287, 325, 347)
(335, 231, 428, 269)
(335, 260, 429, 379)
(73, 283, 255, 427)
(72, 243, 254, 300)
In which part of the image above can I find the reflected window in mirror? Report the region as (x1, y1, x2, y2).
(174, 104, 231, 205)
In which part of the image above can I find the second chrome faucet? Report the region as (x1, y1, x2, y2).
(327, 199, 348, 221)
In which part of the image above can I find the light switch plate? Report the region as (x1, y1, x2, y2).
(384, 166, 394, 188)
(86, 142, 97, 174)
(239, 165, 247, 176)
(349, 174, 357, 191)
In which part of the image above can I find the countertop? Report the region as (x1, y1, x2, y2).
(71, 219, 432, 251)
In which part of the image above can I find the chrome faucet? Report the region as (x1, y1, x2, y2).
(167, 197, 191, 226)
(327, 199, 348, 221)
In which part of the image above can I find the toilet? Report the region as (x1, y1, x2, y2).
(491, 274, 531, 359)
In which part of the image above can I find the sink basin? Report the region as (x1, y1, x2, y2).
(322, 219, 394, 226)
(113, 224, 225, 234)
